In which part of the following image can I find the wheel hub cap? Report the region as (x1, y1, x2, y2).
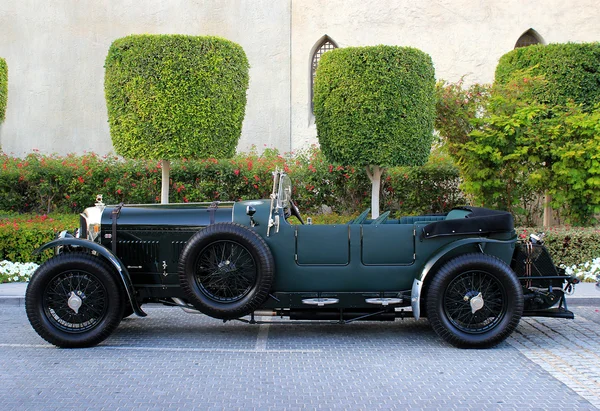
(469, 292, 484, 314)
(67, 291, 83, 314)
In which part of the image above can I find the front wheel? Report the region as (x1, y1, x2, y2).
(25, 253, 125, 348)
(426, 253, 523, 348)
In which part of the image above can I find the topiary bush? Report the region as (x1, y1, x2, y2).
(495, 43, 600, 110)
(0, 57, 7, 123)
(105, 34, 249, 160)
(105, 34, 249, 202)
(314, 45, 436, 217)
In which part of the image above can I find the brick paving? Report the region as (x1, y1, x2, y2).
(0, 304, 598, 410)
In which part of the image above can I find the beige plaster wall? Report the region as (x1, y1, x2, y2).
(0, 0, 290, 156)
(0, 0, 599, 156)
(291, 0, 600, 150)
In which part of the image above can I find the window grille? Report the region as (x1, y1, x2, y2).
(311, 38, 337, 112)
(515, 30, 541, 48)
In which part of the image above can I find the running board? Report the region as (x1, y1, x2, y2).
(523, 308, 574, 319)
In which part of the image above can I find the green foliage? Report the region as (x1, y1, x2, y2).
(0, 148, 463, 217)
(313, 45, 436, 167)
(384, 152, 466, 216)
(495, 43, 600, 111)
(104, 35, 249, 160)
(0, 57, 7, 123)
(435, 79, 490, 155)
(0, 214, 79, 264)
(455, 76, 600, 225)
(519, 227, 600, 268)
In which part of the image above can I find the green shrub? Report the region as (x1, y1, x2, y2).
(313, 45, 436, 217)
(0, 57, 7, 123)
(105, 35, 249, 160)
(519, 227, 600, 268)
(455, 75, 600, 226)
(0, 214, 79, 264)
(384, 152, 466, 216)
(495, 43, 600, 111)
(314, 45, 435, 167)
(0, 148, 462, 217)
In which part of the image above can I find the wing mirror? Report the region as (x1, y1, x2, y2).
(246, 206, 258, 227)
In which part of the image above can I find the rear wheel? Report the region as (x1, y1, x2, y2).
(25, 253, 124, 348)
(426, 253, 523, 348)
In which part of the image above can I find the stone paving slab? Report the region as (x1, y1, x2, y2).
(1, 305, 599, 409)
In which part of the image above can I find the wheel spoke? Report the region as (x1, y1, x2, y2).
(43, 270, 107, 333)
(444, 270, 507, 334)
(194, 240, 256, 302)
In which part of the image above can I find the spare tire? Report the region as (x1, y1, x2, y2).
(178, 222, 274, 319)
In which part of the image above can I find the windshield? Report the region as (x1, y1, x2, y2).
(277, 173, 292, 210)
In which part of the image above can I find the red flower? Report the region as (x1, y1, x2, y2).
(234, 169, 240, 176)
(78, 176, 85, 184)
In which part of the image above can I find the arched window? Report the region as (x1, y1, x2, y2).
(310, 36, 338, 112)
(514, 29, 544, 48)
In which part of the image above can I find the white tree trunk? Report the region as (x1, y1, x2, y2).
(543, 192, 552, 227)
(161, 159, 170, 204)
(365, 165, 384, 219)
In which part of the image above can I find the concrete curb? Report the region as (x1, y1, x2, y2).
(0, 296, 24, 307)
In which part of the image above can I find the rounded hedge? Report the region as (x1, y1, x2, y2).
(104, 35, 249, 160)
(495, 43, 600, 110)
(0, 58, 7, 124)
(313, 45, 435, 167)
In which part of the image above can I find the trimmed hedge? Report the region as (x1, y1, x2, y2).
(0, 148, 464, 216)
(104, 35, 249, 160)
(519, 227, 600, 268)
(495, 43, 600, 110)
(313, 45, 436, 167)
(0, 57, 7, 123)
(0, 214, 79, 264)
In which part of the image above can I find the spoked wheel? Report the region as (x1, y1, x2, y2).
(194, 240, 257, 303)
(179, 223, 274, 320)
(443, 271, 507, 334)
(426, 253, 523, 348)
(26, 253, 124, 348)
(43, 271, 109, 333)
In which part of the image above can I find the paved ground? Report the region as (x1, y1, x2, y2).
(1, 299, 599, 410)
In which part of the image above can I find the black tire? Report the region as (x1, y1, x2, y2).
(178, 222, 274, 319)
(25, 253, 125, 348)
(426, 253, 523, 348)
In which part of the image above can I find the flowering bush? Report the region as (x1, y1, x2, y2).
(0, 214, 79, 264)
(0, 260, 38, 283)
(0, 147, 464, 217)
(519, 226, 600, 270)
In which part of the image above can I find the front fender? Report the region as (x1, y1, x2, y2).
(35, 238, 147, 317)
(411, 236, 517, 320)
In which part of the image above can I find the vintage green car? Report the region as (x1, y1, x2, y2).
(25, 170, 577, 349)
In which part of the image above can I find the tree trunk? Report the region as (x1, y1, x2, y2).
(543, 192, 552, 227)
(161, 159, 170, 204)
(365, 165, 384, 219)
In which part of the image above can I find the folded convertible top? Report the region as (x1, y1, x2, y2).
(422, 207, 514, 239)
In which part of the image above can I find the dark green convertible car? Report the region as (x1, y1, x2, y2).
(26, 170, 577, 348)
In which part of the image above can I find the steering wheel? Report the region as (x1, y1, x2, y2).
(289, 199, 305, 225)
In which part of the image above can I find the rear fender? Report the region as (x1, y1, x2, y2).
(35, 238, 147, 317)
(411, 236, 517, 320)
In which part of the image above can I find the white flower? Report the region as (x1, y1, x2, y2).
(1, 260, 39, 283)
